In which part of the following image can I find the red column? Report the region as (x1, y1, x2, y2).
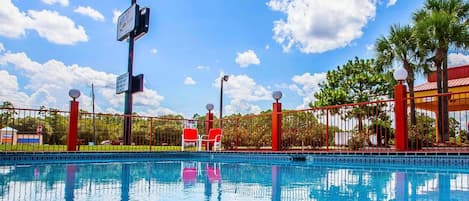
(206, 112, 214, 150)
(272, 102, 282, 151)
(67, 100, 79, 151)
(206, 112, 213, 134)
(394, 83, 408, 151)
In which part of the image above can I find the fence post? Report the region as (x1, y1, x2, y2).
(67, 100, 79, 151)
(206, 111, 213, 150)
(272, 102, 282, 151)
(394, 82, 408, 151)
(206, 112, 213, 135)
(326, 110, 329, 151)
(149, 117, 153, 151)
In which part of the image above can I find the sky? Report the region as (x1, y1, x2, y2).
(1, 0, 469, 119)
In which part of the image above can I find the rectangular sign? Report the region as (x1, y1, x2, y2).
(117, 4, 138, 41)
(116, 73, 129, 94)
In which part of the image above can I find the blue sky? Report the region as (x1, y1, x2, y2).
(1, 0, 469, 118)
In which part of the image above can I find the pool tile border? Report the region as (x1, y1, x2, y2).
(1, 151, 469, 168)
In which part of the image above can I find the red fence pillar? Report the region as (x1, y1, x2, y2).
(67, 100, 79, 151)
(206, 111, 214, 150)
(394, 82, 408, 151)
(206, 112, 213, 135)
(272, 102, 282, 151)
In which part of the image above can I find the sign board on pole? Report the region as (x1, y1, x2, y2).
(135, 7, 150, 41)
(116, 73, 129, 94)
(117, 4, 139, 41)
(131, 74, 144, 93)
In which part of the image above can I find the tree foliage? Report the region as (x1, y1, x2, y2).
(413, 0, 469, 142)
(313, 57, 395, 107)
(312, 57, 396, 132)
(376, 24, 430, 126)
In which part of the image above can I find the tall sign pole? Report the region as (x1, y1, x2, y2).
(123, 0, 137, 145)
(117, 0, 149, 145)
(123, 1, 136, 145)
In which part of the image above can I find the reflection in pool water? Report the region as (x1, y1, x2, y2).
(0, 160, 468, 201)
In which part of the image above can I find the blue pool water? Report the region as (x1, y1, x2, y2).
(0, 158, 468, 201)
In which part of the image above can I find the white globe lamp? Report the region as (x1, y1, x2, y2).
(206, 103, 214, 112)
(393, 67, 408, 83)
(68, 89, 81, 101)
(272, 91, 283, 103)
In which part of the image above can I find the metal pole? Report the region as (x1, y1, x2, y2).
(123, 0, 137, 145)
(219, 78, 223, 128)
(92, 83, 96, 144)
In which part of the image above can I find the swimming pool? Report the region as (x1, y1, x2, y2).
(1, 153, 468, 201)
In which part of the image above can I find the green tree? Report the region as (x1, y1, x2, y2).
(1, 101, 16, 127)
(413, 0, 469, 142)
(375, 24, 430, 126)
(312, 57, 396, 132)
(45, 108, 68, 145)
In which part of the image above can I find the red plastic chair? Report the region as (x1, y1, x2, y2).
(181, 128, 199, 151)
(201, 128, 222, 151)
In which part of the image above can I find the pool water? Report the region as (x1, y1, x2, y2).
(0, 159, 468, 201)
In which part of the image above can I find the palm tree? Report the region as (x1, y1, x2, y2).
(413, 0, 469, 143)
(375, 24, 429, 126)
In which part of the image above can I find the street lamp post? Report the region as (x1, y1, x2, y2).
(219, 75, 229, 127)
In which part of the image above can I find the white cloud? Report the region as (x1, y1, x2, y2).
(387, 0, 397, 7)
(112, 10, 123, 24)
(143, 107, 179, 117)
(366, 43, 375, 55)
(267, 0, 376, 54)
(0, 70, 30, 107)
(150, 48, 158, 54)
(213, 74, 271, 115)
(196, 65, 210, 70)
(42, 0, 69, 7)
(184, 76, 196, 85)
(265, 45, 270, 50)
(0, 43, 4, 52)
(235, 50, 261, 67)
(289, 72, 327, 109)
(0, 50, 169, 114)
(28, 10, 88, 45)
(0, 0, 31, 38)
(448, 53, 469, 67)
(0, 1, 88, 45)
(74, 6, 105, 22)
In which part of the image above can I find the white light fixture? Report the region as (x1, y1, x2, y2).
(206, 103, 214, 111)
(393, 67, 408, 82)
(272, 91, 283, 102)
(68, 89, 81, 101)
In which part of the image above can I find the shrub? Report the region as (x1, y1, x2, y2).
(348, 132, 365, 150)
